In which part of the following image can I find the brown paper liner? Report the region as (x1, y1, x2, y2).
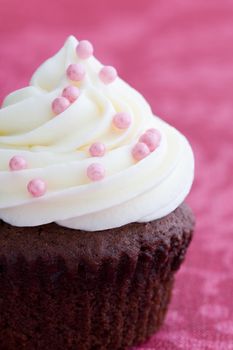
(0, 203, 194, 350)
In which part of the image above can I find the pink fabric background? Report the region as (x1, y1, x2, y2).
(0, 0, 233, 349)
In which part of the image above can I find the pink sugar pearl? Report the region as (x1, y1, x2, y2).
(9, 156, 27, 171)
(76, 40, 94, 59)
(147, 128, 162, 140)
(87, 163, 105, 181)
(113, 112, 132, 130)
(132, 142, 150, 161)
(99, 66, 117, 84)
(66, 63, 85, 81)
(52, 97, 70, 115)
(27, 178, 47, 197)
(89, 142, 106, 157)
(62, 86, 80, 103)
(139, 129, 161, 152)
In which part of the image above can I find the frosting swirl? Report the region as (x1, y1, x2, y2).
(0, 36, 194, 231)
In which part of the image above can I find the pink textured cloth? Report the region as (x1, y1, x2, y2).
(0, 0, 232, 349)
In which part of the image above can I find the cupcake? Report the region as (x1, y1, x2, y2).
(0, 36, 195, 349)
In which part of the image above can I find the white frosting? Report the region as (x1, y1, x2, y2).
(0, 36, 194, 231)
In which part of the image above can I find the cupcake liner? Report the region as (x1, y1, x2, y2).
(0, 203, 194, 350)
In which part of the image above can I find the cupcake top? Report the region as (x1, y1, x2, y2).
(0, 36, 194, 231)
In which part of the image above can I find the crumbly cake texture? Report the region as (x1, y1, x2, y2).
(0, 203, 194, 350)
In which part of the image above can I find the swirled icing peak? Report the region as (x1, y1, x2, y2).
(0, 36, 194, 231)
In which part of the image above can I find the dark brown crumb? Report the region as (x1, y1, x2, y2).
(0, 203, 195, 350)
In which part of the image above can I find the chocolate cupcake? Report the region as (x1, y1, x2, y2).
(0, 36, 195, 350)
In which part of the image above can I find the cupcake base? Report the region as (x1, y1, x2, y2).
(0, 203, 194, 350)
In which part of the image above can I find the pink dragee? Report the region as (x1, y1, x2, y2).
(62, 86, 80, 103)
(99, 66, 118, 84)
(9, 156, 28, 171)
(76, 40, 94, 59)
(66, 63, 86, 82)
(0, 0, 233, 349)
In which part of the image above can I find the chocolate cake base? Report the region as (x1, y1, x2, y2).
(0, 203, 195, 350)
